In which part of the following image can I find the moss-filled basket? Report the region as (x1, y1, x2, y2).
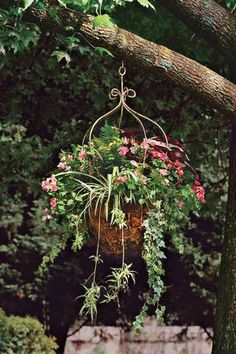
(41, 65, 205, 329)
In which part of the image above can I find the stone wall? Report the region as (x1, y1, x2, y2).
(64, 321, 212, 354)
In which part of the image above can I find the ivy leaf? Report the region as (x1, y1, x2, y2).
(93, 14, 115, 29)
(137, 0, 155, 10)
(23, 0, 34, 10)
(95, 47, 114, 57)
(51, 50, 71, 63)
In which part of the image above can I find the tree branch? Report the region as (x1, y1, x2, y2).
(158, 0, 236, 61)
(26, 7, 236, 117)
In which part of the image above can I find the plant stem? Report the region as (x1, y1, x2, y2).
(92, 205, 102, 285)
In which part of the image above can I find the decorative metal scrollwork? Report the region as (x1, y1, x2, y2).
(83, 62, 169, 147)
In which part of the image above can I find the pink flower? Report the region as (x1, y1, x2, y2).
(177, 201, 185, 208)
(174, 160, 181, 167)
(159, 169, 168, 176)
(142, 140, 149, 149)
(50, 197, 57, 209)
(67, 154, 73, 161)
(167, 162, 173, 170)
(57, 161, 71, 171)
(79, 166, 84, 172)
(123, 137, 129, 145)
(89, 169, 94, 175)
(192, 185, 198, 191)
(130, 160, 138, 167)
(134, 170, 139, 176)
(196, 186, 206, 203)
(114, 176, 128, 184)
(79, 150, 87, 159)
(194, 180, 201, 186)
(42, 214, 53, 222)
(152, 150, 169, 162)
(41, 175, 58, 192)
(176, 167, 184, 177)
(118, 146, 129, 156)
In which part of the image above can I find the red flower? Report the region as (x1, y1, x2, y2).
(114, 176, 128, 184)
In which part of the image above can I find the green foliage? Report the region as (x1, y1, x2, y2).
(79, 283, 101, 322)
(0, 308, 58, 354)
(41, 122, 204, 326)
(0, 0, 228, 340)
(103, 263, 136, 303)
(134, 205, 166, 330)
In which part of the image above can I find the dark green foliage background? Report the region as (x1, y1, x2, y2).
(0, 0, 231, 351)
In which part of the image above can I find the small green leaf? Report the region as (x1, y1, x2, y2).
(67, 199, 74, 206)
(52, 50, 71, 63)
(23, 0, 34, 10)
(95, 47, 114, 57)
(93, 14, 115, 29)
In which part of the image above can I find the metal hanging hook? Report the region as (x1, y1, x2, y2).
(83, 64, 169, 148)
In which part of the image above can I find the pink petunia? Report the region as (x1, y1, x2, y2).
(118, 146, 129, 156)
(194, 180, 201, 186)
(79, 150, 87, 159)
(177, 201, 185, 208)
(114, 176, 128, 184)
(50, 197, 57, 209)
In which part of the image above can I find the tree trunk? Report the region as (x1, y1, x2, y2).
(212, 67, 236, 353)
(158, 0, 236, 60)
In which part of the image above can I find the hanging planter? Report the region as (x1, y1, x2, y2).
(41, 64, 205, 329)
